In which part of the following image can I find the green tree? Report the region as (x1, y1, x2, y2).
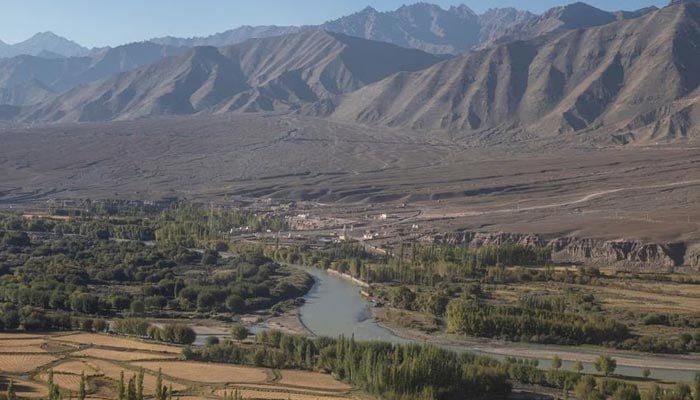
(552, 355, 563, 370)
(155, 368, 164, 400)
(594, 355, 617, 377)
(137, 369, 144, 400)
(573, 361, 584, 373)
(225, 295, 245, 314)
(612, 385, 640, 400)
(79, 371, 86, 400)
(118, 371, 125, 400)
(130, 299, 145, 316)
(231, 324, 250, 341)
(7, 379, 16, 400)
(643, 368, 651, 379)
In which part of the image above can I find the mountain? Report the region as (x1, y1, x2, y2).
(322, 1, 700, 143)
(0, 42, 186, 106)
(486, 2, 659, 46)
(0, 32, 90, 58)
(22, 31, 444, 122)
(150, 25, 305, 47)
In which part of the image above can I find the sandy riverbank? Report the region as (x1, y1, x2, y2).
(258, 309, 313, 336)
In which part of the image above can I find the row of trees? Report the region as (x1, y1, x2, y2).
(113, 318, 196, 345)
(155, 203, 287, 248)
(445, 298, 629, 345)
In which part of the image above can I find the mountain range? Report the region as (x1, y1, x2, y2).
(22, 31, 443, 122)
(148, 2, 658, 55)
(4, 1, 700, 146)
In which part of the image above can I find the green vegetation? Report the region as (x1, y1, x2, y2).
(445, 297, 628, 345)
(0, 212, 312, 332)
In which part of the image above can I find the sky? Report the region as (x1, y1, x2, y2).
(0, 0, 669, 48)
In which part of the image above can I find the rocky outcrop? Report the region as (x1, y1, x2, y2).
(429, 231, 690, 272)
(550, 238, 684, 271)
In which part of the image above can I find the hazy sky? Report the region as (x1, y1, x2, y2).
(1, 0, 669, 48)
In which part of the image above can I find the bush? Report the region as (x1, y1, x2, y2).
(205, 336, 220, 346)
(231, 324, 249, 341)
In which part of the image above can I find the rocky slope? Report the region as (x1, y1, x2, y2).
(324, 1, 700, 143)
(22, 31, 444, 122)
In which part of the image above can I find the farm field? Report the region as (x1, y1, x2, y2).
(0, 332, 363, 400)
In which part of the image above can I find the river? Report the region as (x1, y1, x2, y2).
(292, 265, 700, 382)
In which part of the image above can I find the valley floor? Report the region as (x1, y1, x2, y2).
(3, 114, 700, 247)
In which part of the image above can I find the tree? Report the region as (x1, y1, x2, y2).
(127, 374, 136, 400)
(643, 368, 651, 379)
(575, 376, 603, 400)
(594, 355, 617, 377)
(94, 319, 108, 333)
(79, 371, 86, 400)
(118, 371, 125, 400)
(155, 368, 165, 400)
(612, 386, 640, 400)
(137, 369, 144, 400)
(130, 299, 145, 316)
(196, 291, 217, 311)
(573, 361, 584, 373)
(694, 372, 700, 400)
(552, 355, 563, 370)
(225, 295, 245, 314)
(231, 324, 250, 341)
(7, 379, 16, 400)
(205, 336, 220, 346)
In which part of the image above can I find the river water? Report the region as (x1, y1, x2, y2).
(293, 265, 700, 382)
